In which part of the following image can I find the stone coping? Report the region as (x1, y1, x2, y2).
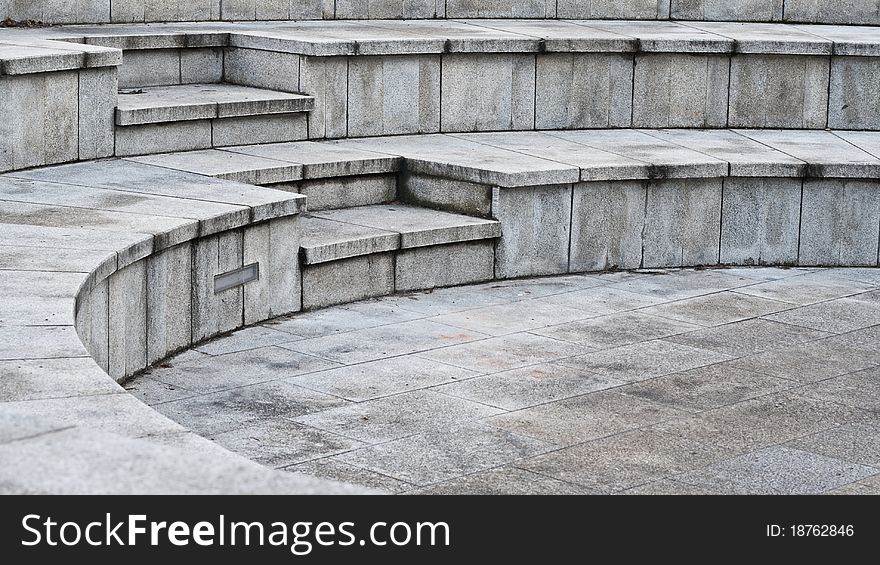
(2, 20, 880, 59)
(0, 161, 369, 493)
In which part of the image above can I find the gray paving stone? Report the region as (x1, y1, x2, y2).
(280, 319, 489, 365)
(787, 423, 880, 468)
(288, 459, 412, 494)
(153, 380, 348, 436)
(559, 340, 731, 382)
(0, 270, 82, 326)
(585, 20, 733, 53)
(622, 478, 717, 495)
(435, 362, 623, 411)
(535, 285, 666, 316)
(654, 393, 868, 453)
(519, 428, 730, 492)
(294, 390, 504, 444)
(608, 268, 762, 300)
(730, 338, 880, 384)
(428, 299, 591, 336)
(665, 318, 832, 356)
(734, 271, 876, 305)
(195, 326, 300, 356)
(618, 363, 796, 411)
(335, 422, 553, 486)
(676, 446, 878, 495)
(640, 291, 791, 326)
(267, 300, 422, 339)
(150, 345, 340, 394)
(737, 130, 880, 178)
(124, 375, 194, 405)
(797, 367, 880, 412)
(412, 467, 598, 495)
(210, 417, 364, 468)
(418, 333, 588, 374)
(289, 355, 478, 402)
(227, 140, 401, 179)
(381, 285, 512, 317)
(533, 311, 700, 349)
(300, 216, 398, 264)
(486, 390, 687, 446)
(762, 298, 880, 334)
(688, 21, 829, 54)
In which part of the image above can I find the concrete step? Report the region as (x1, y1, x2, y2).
(126, 142, 401, 210)
(9, 1, 880, 25)
(114, 83, 314, 157)
(299, 204, 501, 309)
(115, 83, 314, 126)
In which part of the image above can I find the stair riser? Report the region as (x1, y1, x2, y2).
(120, 48, 224, 89)
(270, 174, 398, 211)
(228, 52, 880, 136)
(301, 240, 496, 310)
(11, 0, 880, 25)
(114, 114, 308, 156)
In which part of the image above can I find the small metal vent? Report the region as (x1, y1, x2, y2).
(214, 263, 260, 294)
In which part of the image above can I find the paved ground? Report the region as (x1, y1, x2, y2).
(129, 267, 880, 495)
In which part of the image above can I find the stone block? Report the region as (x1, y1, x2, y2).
(492, 184, 572, 279)
(119, 49, 180, 88)
(557, 0, 669, 18)
(728, 55, 830, 128)
(441, 53, 536, 133)
(643, 178, 723, 268)
(221, 0, 289, 19)
(5, 0, 111, 23)
(570, 181, 646, 272)
(0, 71, 79, 172)
(829, 57, 880, 130)
(192, 230, 244, 342)
(146, 242, 192, 365)
(292, 174, 397, 211)
(302, 253, 395, 310)
(109, 260, 148, 381)
(181, 48, 223, 84)
(783, 0, 880, 25)
(78, 68, 117, 161)
(799, 180, 880, 266)
(720, 178, 802, 266)
(75, 278, 110, 373)
(445, 0, 554, 17)
(300, 56, 348, 139)
(348, 55, 440, 136)
(671, 0, 783, 20)
(633, 53, 729, 128)
(111, 0, 221, 22)
(223, 48, 300, 93)
(396, 240, 495, 292)
(115, 121, 213, 157)
(243, 216, 302, 325)
(335, 0, 442, 18)
(211, 114, 308, 147)
(401, 173, 493, 217)
(535, 53, 634, 129)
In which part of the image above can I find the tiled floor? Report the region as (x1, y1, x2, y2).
(129, 267, 880, 495)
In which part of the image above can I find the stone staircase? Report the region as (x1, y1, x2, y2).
(3, 6, 880, 494)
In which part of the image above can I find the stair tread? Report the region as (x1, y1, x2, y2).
(116, 83, 314, 126)
(301, 204, 501, 264)
(127, 149, 304, 185)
